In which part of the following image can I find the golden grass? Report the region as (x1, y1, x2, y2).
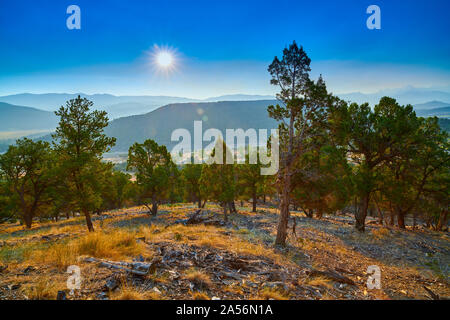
(184, 268, 212, 289)
(191, 291, 210, 300)
(305, 276, 333, 289)
(224, 283, 244, 295)
(77, 230, 143, 258)
(22, 276, 61, 300)
(111, 287, 145, 300)
(255, 287, 289, 300)
(33, 229, 146, 269)
(372, 227, 390, 240)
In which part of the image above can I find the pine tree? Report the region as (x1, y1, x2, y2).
(52, 95, 116, 232)
(127, 139, 178, 215)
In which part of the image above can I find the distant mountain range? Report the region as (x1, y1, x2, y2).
(338, 86, 450, 106)
(1, 92, 449, 154)
(415, 106, 450, 118)
(104, 100, 279, 152)
(0, 102, 58, 131)
(0, 93, 276, 119)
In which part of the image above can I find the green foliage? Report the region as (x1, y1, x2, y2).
(181, 163, 204, 207)
(291, 144, 352, 218)
(0, 138, 56, 228)
(199, 139, 236, 219)
(127, 139, 178, 215)
(236, 154, 266, 212)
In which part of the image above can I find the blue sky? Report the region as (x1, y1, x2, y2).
(0, 0, 449, 98)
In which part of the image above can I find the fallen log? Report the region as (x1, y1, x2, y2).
(81, 256, 152, 277)
(98, 261, 149, 276)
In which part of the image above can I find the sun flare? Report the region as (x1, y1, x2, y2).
(149, 45, 178, 75)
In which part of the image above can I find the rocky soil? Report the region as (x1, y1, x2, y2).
(0, 203, 448, 300)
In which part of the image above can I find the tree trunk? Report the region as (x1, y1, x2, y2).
(23, 212, 33, 229)
(197, 199, 202, 208)
(263, 194, 266, 203)
(355, 194, 369, 232)
(397, 210, 406, 229)
(252, 193, 257, 212)
(374, 198, 384, 225)
(275, 168, 290, 246)
(316, 209, 323, 219)
(84, 210, 95, 232)
(223, 205, 228, 222)
(231, 201, 237, 213)
(437, 210, 448, 231)
(151, 202, 158, 216)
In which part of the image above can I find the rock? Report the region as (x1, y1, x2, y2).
(105, 279, 119, 291)
(152, 287, 162, 295)
(56, 291, 67, 300)
(211, 296, 220, 300)
(130, 262, 152, 273)
(41, 235, 51, 241)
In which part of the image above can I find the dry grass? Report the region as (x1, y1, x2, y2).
(77, 230, 143, 259)
(305, 276, 333, 289)
(33, 229, 145, 269)
(255, 287, 289, 300)
(191, 291, 210, 300)
(40, 242, 78, 269)
(372, 227, 390, 240)
(22, 276, 61, 300)
(224, 283, 244, 295)
(111, 287, 145, 300)
(184, 268, 212, 289)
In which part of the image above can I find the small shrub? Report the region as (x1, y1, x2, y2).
(174, 232, 183, 241)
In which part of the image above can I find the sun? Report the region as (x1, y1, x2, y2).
(148, 45, 179, 75)
(156, 51, 173, 68)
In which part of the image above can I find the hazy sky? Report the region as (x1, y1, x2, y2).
(1, 0, 449, 98)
